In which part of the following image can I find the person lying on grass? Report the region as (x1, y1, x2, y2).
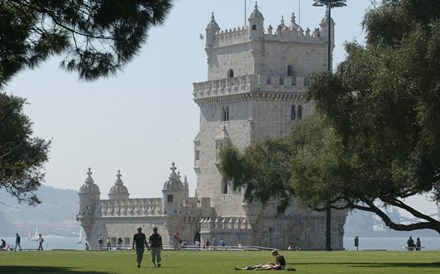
(235, 250, 293, 271)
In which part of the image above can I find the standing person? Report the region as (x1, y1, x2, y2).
(132, 227, 148, 268)
(173, 231, 180, 250)
(148, 227, 163, 267)
(85, 243, 90, 250)
(98, 234, 103, 250)
(416, 237, 422, 251)
(37, 234, 44, 251)
(117, 237, 123, 250)
(14, 233, 22, 251)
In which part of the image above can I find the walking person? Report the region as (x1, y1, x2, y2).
(148, 227, 163, 267)
(37, 234, 44, 251)
(132, 227, 148, 268)
(173, 231, 180, 250)
(14, 233, 22, 251)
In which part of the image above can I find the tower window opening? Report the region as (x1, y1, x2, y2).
(195, 150, 200, 160)
(222, 106, 230, 121)
(297, 105, 303, 119)
(167, 195, 174, 203)
(252, 24, 257, 30)
(227, 69, 234, 78)
(290, 105, 296, 120)
(287, 65, 294, 76)
(221, 180, 228, 194)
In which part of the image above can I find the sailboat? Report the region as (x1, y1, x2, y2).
(76, 227, 84, 244)
(28, 224, 39, 241)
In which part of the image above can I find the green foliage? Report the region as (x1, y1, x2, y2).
(220, 140, 294, 213)
(0, 0, 173, 86)
(220, 0, 440, 233)
(0, 92, 50, 205)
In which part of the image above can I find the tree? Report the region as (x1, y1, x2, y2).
(220, 0, 440, 233)
(0, 0, 173, 205)
(0, 93, 50, 206)
(0, 0, 173, 86)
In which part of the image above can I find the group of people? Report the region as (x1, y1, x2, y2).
(406, 236, 422, 251)
(132, 226, 163, 268)
(1, 233, 44, 251)
(0, 238, 12, 251)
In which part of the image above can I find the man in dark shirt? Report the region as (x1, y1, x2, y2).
(132, 227, 148, 268)
(148, 227, 163, 267)
(15, 233, 22, 251)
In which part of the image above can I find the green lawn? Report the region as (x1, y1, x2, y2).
(0, 250, 439, 273)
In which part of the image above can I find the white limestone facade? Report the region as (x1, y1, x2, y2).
(77, 3, 347, 250)
(193, 3, 346, 249)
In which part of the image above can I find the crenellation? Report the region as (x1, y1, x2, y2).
(193, 75, 306, 101)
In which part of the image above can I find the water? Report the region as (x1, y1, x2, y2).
(343, 236, 440, 251)
(1, 236, 439, 251)
(1, 236, 83, 251)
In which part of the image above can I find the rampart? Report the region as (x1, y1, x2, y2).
(193, 75, 307, 100)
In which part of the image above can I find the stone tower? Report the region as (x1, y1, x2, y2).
(193, 3, 347, 249)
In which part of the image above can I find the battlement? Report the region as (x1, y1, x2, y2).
(200, 216, 252, 233)
(212, 24, 324, 48)
(100, 198, 163, 217)
(193, 75, 307, 101)
(214, 26, 250, 46)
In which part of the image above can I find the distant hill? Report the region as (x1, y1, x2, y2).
(0, 185, 79, 237)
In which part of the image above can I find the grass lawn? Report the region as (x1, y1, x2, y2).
(0, 250, 439, 273)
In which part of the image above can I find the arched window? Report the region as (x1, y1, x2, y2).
(222, 106, 230, 121)
(227, 69, 234, 78)
(167, 195, 174, 203)
(221, 181, 228, 194)
(252, 25, 257, 31)
(297, 105, 302, 119)
(287, 65, 294, 77)
(290, 105, 296, 120)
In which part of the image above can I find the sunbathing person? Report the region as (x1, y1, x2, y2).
(235, 250, 295, 271)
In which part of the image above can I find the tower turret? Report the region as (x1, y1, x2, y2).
(206, 12, 220, 48)
(162, 162, 185, 215)
(319, 10, 335, 47)
(108, 170, 130, 200)
(78, 168, 101, 242)
(248, 2, 264, 40)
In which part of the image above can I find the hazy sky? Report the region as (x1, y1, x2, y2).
(3, 0, 437, 217)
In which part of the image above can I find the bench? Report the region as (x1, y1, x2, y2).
(403, 246, 425, 251)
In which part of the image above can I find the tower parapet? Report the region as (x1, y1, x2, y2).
(208, 6, 324, 49)
(100, 198, 163, 217)
(193, 74, 307, 103)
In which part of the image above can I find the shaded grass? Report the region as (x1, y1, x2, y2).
(0, 250, 439, 273)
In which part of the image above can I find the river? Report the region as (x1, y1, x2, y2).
(1, 236, 439, 251)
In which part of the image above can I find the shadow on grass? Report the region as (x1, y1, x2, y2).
(290, 261, 440, 269)
(0, 266, 109, 274)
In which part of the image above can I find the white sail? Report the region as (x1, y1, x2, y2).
(28, 224, 39, 241)
(75, 227, 84, 244)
